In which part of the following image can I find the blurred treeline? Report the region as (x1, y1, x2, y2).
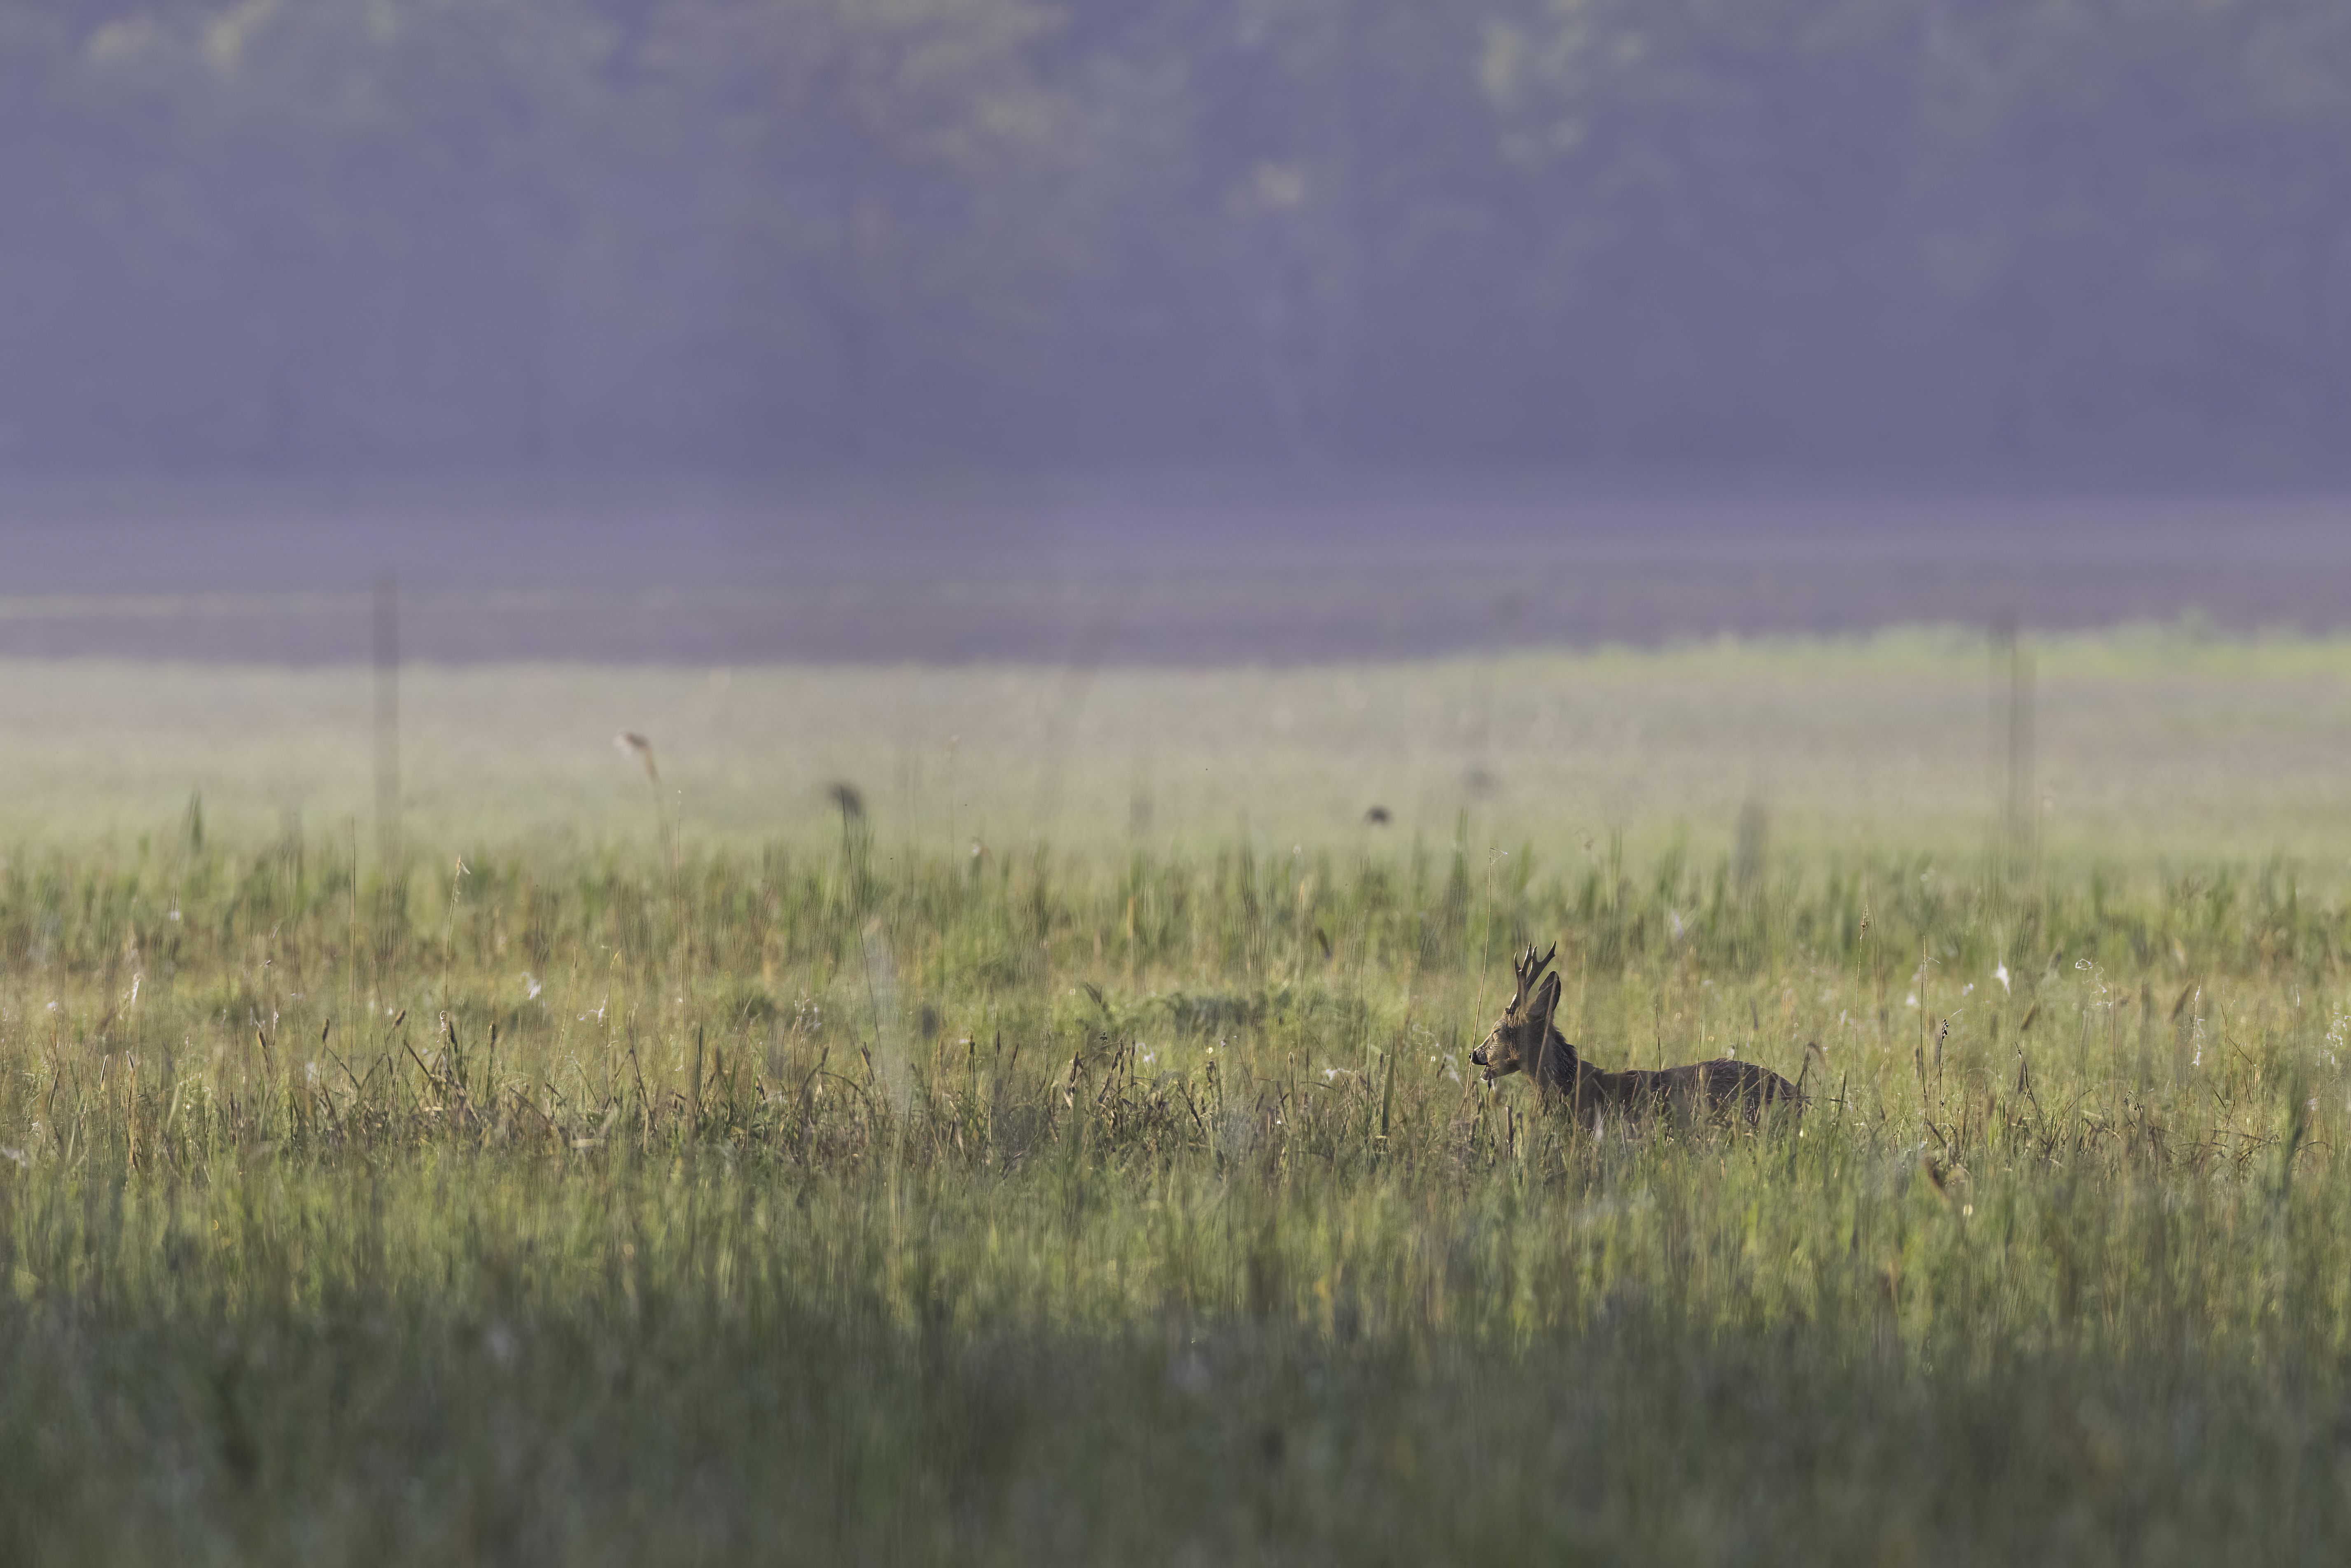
(4, 0, 2347, 477)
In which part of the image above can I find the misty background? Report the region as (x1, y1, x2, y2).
(3, 0, 2349, 659)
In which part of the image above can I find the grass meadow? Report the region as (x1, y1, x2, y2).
(6, 626, 2351, 1562)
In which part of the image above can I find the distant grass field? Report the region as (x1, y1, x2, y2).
(6, 629, 2351, 1561)
(14, 620, 2351, 860)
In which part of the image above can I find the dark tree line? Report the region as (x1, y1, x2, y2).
(2, 0, 2347, 478)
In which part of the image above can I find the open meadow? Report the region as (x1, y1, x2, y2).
(7, 627, 2351, 1562)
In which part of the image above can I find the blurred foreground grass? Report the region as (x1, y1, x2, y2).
(5, 783, 2351, 1561)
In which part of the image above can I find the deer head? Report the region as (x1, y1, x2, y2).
(1471, 943, 1560, 1084)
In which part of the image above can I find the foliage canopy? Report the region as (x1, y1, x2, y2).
(4, 0, 2348, 477)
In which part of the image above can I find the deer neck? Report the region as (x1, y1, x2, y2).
(1535, 1024, 1585, 1094)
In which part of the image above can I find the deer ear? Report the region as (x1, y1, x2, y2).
(1532, 971, 1562, 1022)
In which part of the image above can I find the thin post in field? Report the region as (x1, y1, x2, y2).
(1991, 615, 2035, 887)
(374, 572, 401, 867)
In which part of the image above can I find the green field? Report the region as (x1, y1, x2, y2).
(7, 629, 2351, 1562)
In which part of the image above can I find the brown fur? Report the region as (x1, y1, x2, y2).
(1471, 944, 1799, 1127)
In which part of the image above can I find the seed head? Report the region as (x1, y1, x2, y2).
(615, 732, 658, 784)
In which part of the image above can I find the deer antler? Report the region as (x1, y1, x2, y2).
(1511, 943, 1559, 1007)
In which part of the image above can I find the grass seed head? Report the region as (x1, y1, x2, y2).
(615, 731, 658, 784)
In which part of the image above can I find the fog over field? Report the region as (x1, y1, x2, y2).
(1, 0, 2349, 669)
(2, 483, 2349, 663)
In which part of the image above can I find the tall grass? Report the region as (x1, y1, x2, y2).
(2, 825, 2349, 1562)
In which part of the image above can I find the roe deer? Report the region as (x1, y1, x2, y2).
(1471, 944, 1799, 1126)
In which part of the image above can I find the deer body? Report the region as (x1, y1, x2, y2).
(1472, 945, 1798, 1125)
